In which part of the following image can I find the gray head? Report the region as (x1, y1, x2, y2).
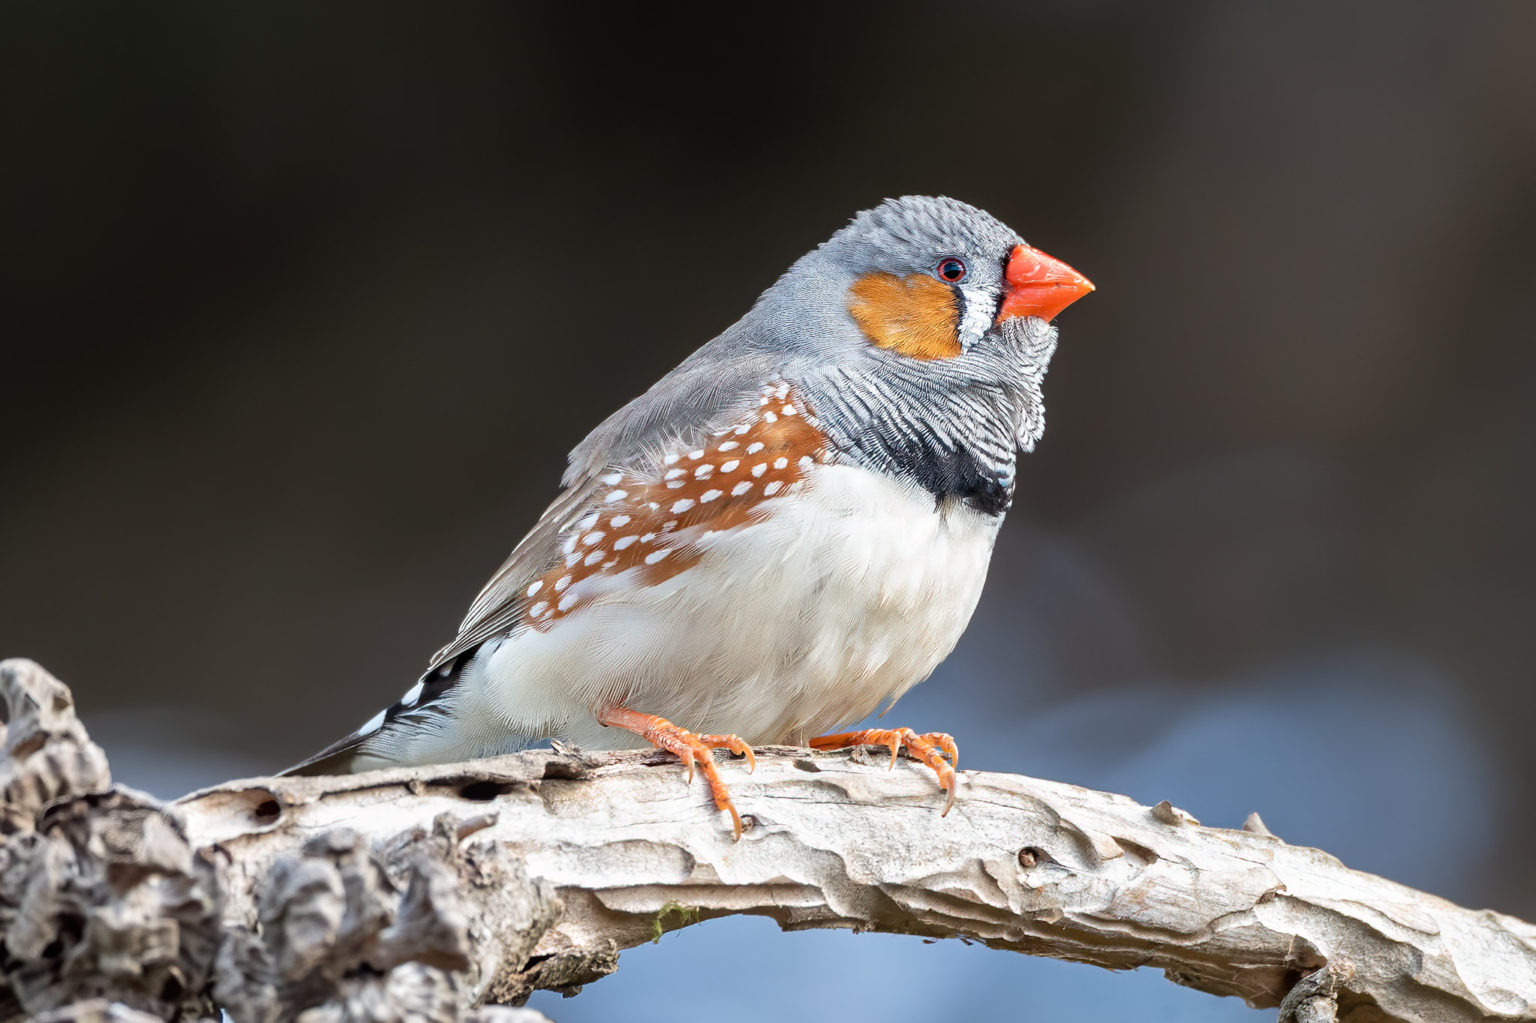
(748, 195, 1091, 361)
(739, 196, 1094, 514)
(571, 196, 1092, 511)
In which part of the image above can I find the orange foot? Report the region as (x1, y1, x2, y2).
(811, 728, 959, 815)
(599, 707, 756, 839)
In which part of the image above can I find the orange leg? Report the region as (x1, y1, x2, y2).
(810, 728, 959, 815)
(599, 707, 756, 840)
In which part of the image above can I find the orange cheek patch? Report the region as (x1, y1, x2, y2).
(846, 272, 962, 360)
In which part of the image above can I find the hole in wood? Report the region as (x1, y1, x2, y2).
(458, 780, 515, 802)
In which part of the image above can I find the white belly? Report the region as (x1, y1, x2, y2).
(440, 464, 1000, 756)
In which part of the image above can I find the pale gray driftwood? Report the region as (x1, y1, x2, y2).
(3, 658, 1535, 1022)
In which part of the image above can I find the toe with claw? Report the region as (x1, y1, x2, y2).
(599, 707, 755, 839)
(810, 727, 959, 815)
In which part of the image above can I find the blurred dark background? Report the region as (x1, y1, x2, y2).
(4, 3, 1533, 1019)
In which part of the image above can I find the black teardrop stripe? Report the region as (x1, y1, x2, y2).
(876, 430, 1013, 516)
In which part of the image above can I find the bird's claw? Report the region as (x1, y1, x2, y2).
(698, 733, 756, 773)
(599, 708, 753, 839)
(810, 727, 960, 815)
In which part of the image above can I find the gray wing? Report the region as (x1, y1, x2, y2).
(431, 342, 786, 674)
(565, 341, 784, 482)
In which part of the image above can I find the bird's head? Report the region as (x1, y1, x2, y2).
(742, 196, 1091, 476)
(757, 195, 1092, 364)
(567, 197, 1091, 499)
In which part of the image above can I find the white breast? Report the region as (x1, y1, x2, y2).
(422, 464, 1002, 760)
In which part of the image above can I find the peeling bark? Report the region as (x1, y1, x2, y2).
(2, 659, 1533, 1022)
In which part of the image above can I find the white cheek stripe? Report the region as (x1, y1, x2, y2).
(959, 285, 993, 348)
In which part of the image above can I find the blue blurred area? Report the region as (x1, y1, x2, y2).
(534, 921, 1266, 1023)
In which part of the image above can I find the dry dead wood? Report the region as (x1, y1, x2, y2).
(2, 659, 1532, 1022)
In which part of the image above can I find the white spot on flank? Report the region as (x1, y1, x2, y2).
(666, 480, 684, 489)
(661, 520, 678, 530)
(664, 452, 681, 465)
(558, 592, 579, 612)
(584, 549, 604, 565)
(747, 442, 765, 454)
(688, 449, 705, 460)
(642, 531, 659, 541)
(734, 424, 749, 435)
(718, 441, 739, 451)
(700, 489, 722, 503)
(694, 464, 713, 478)
(774, 382, 790, 399)
(400, 682, 424, 707)
(610, 514, 631, 527)
(360, 710, 386, 735)
(799, 455, 814, 468)
(529, 601, 549, 618)
(720, 459, 739, 472)
(782, 403, 797, 415)
(665, 467, 686, 480)
(565, 552, 582, 567)
(764, 411, 778, 423)
(582, 531, 605, 545)
(555, 575, 572, 592)
(577, 512, 600, 530)
(731, 481, 752, 496)
(645, 549, 671, 565)
(751, 463, 767, 477)
(773, 457, 789, 469)
(671, 498, 696, 514)
(526, 580, 543, 597)
(764, 481, 784, 496)
(599, 472, 623, 486)
(605, 490, 627, 503)
(562, 534, 578, 556)
(614, 535, 637, 550)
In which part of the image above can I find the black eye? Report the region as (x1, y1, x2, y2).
(936, 257, 967, 283)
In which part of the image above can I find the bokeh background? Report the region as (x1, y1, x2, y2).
(4, 3, 1534, 1019)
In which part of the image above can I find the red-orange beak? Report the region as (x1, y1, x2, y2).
(996, 244, 1095, 323)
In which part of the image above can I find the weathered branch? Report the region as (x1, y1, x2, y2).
(2, 659, 1534, 1022)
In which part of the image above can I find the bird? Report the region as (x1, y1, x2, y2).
(283, 195, 1093, 838)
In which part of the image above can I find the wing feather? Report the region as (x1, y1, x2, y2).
(425, 477, 605, 672)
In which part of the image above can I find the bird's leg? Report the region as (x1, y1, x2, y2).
(810, 728, 959, 815)
(598, 707, 756, 840)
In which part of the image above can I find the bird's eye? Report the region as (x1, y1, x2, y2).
(935, 257, 967, 283)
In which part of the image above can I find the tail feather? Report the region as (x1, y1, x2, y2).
(279, 651, 474, 776)
(277, 728, 381, 776)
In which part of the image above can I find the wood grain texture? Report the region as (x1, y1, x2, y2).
(182, 745, 1536, 1021)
